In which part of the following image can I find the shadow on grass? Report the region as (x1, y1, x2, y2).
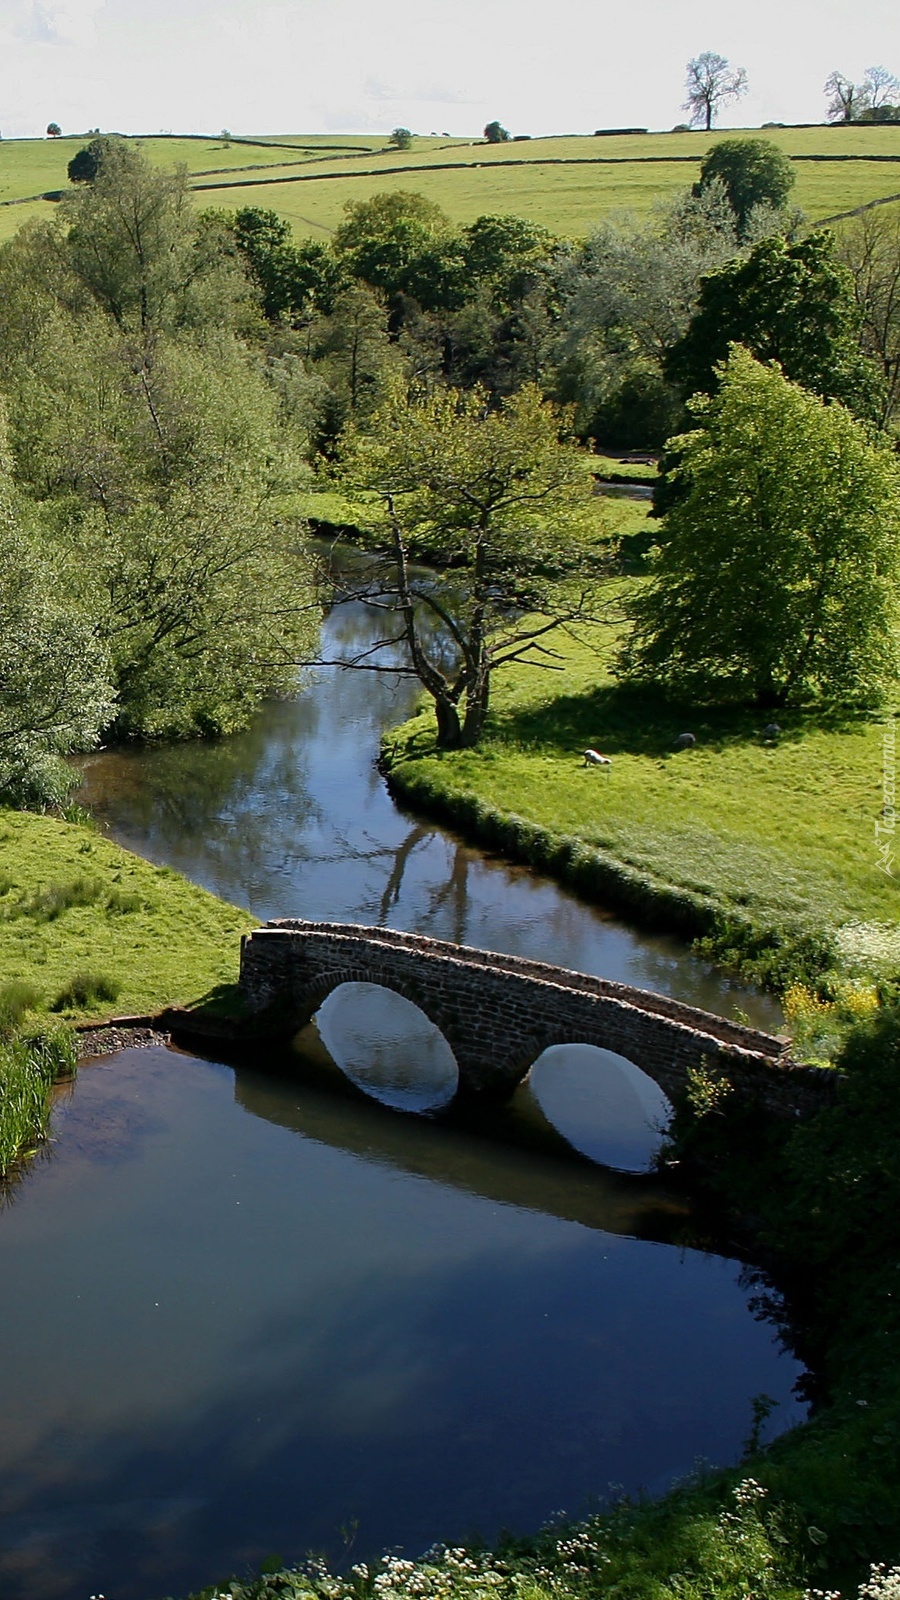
(488, 683, 880, 760)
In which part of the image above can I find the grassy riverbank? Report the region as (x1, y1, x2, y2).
(382, 609, 897, 995)
(0, 807, 254, 1177)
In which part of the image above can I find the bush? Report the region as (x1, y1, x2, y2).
(51, 971, 121, 1011)
(0, 979, 43, 1035)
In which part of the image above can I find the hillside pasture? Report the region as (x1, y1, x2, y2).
(0, 125, 898, 243)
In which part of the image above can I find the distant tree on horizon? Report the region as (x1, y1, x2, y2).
(483, 120, 511, 143)
(389, 127, 413, 149)
(682, 53, 747, 130)
(825, 65, 900, 121)
(46, 122, 62, 138)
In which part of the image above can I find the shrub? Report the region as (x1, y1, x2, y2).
(51, 971, 121, 1012)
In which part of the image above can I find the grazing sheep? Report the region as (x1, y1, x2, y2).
(673, 732, 696, 750)
(582, 748, 612, 769)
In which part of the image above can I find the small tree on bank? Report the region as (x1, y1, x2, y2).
(335, 384, 605, 748)
(621, 347, 900, 708)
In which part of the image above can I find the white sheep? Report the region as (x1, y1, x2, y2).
(582, 748, 612, 770)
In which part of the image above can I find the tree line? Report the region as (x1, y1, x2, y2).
(0, 131, 897, 788)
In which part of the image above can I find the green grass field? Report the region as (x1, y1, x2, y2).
(0, 808, 253, 1020)
(384, 536, 898, 987)
(0, 123, 897, 242)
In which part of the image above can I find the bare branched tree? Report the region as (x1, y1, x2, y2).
(683, 53, 748, 131)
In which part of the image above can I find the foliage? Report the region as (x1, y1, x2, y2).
(45, 122, 61, 138)
(333, 191, 462, 309)
(697, 138, 796, 237)
(0, 1022, 76, 1179)
(623, 348, 900, 707)
(231, 206, 342, 323)
(0, 415, 112, 799)
(483, 121, 511, 143)
(666, 232, 883, 421)
(51, 969, 121, 1011)
(339, 383, 605, 747)
(825, 66, 900, 122)
(553, 183, 739, 445)
(389, 128, 413, 150)
(835, 207, 900, 428)
(683, 52, 748, 130)
(66, 136, 111, 185)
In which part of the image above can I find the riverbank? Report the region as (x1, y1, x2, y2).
(381, 618, 898, 997)
(0, 807, 254, 1177)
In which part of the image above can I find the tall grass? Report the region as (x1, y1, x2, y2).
(0, 1024, 77, 1179)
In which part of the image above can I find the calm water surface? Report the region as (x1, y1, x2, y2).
(0, 584, 801, 1600)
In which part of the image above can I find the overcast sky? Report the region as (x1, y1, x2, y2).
(0, 0, 897, 140)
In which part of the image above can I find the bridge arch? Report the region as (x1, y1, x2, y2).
(523, 1043, 672, 1173)
(302, 977, 460, 1112)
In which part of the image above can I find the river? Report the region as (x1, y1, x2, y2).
(0, 583, 802, 1600)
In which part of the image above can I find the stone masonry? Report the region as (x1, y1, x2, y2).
(238, 919, 835, 1116)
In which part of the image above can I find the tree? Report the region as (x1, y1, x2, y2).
(335, 384, 605, 747)
(231, 206, 342, 323)
(697, 139, 795, 237)
(835, 206, 900, 428)
(483, 121, 511, 143)
(621, 347, 900, 707)
(61, 142, 243, 333)
(389, 128, 413, 149)
(0, 405, 112, 802)
(46, 122, 61, 138)
(862, 64, 900, 111)
(683, 54, 747, 130)
(824, 71, 868, 122)
(552, 184, 740, 445)
(333, 190, 464, 313)
(666, 232, 882, 420)
(67, 137, 110, 184)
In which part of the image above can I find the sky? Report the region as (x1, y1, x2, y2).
(0, 0, 897, 140)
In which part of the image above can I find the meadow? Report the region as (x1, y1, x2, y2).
(0, 122, 897, 242)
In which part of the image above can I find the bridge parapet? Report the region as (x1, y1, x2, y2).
(239, 920, 835, 1118)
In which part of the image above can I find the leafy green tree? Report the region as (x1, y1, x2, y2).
(666, 232, 882, 420)
(67, 136, 111, 185)
(13, 318, 315, 737)
(389, 128, 413, 149)
(0, 408, 112, 802)
(337, 383, 604, 747)
(683, 53, 747, 130)
(61, 143, 247, 335)
(697, 139, 795, 237)
(622, 347, 900, 707)
(483, 121, 511, 143)
(231, 207, 342, 323)
(333, 191, 463, 311)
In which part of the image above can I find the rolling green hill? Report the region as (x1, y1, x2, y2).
(0, 123, 898, 242)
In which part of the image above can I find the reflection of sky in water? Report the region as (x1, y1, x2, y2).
(0, 1048, 806, 1600)
(526, 1045, 672, 1173)
(79, 595, 781, 1031)
(316, 983, 459, 1112)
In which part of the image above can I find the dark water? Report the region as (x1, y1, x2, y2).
(0, 1046, 805, 1600)
(0, 581, 802, 1600)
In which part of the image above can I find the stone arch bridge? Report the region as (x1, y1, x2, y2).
(238, 920, 832, 1117)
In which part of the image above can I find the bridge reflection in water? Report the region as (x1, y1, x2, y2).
(217, 1027, 719, 1257)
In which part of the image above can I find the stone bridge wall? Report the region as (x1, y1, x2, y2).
(239, 919, 835, 1117)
